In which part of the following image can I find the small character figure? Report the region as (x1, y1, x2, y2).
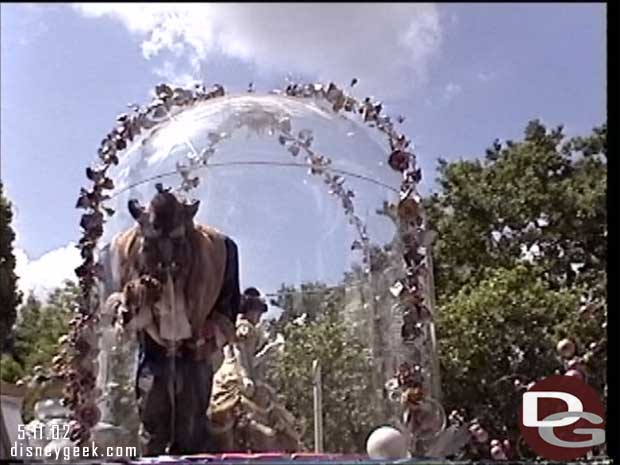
(207, 288, 304, 452)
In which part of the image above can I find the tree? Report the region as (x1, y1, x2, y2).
(0, 281, 77, 419)
(425, 121, 606, 299)
(426, 121, 606, 457)
(264, 283, 379, 453)
(10, 281, 77, 376)
(0, 182, 22, 351)
(437, 265, 603, 443)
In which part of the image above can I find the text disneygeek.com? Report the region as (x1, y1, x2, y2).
(13, 425, 136, 460)
(11, 444, 138, 460)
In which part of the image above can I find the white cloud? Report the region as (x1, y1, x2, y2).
(72, 3, 443, 97)
(425, 81, 462, 106)
(152, 61, 202, 88)
(442, 82, 462, 102)
(14, 244, 81, 300)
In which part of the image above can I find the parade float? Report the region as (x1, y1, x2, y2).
(47, 78, 448, 459)
(4, 79, 607, 464)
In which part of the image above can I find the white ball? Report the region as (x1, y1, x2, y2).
(366, 426, 409, 459)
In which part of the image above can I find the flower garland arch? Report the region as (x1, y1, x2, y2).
(56, 79, 439, 447)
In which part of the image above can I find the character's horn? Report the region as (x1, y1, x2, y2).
(155, 183, 170, 194)
(128, 199, 146, 222)
(185, 200, 200, 220)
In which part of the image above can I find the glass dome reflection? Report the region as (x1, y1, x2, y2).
(102, 94, 404, 302)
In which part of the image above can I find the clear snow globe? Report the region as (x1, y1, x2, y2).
(65, 81, 444, 456)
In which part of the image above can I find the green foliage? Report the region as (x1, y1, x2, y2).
(428, 121, 607, 449)
(0, 182, 22, 349)
(264, 283, 377, 453)
(10, 282, 77, 376)
(426, 121, 606, 298)
(437, 265, 603, 440)
(0, 281, 77, 419)
(0, 353, 23, 383)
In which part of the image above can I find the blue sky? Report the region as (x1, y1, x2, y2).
(0, 3, 606, 298)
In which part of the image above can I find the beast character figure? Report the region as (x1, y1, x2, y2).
(101, 184, 240, 455)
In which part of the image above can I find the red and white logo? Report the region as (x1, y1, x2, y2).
(518, 375, 605, 460)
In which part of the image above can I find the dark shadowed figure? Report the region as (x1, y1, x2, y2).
(102, 184, 240, 455)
